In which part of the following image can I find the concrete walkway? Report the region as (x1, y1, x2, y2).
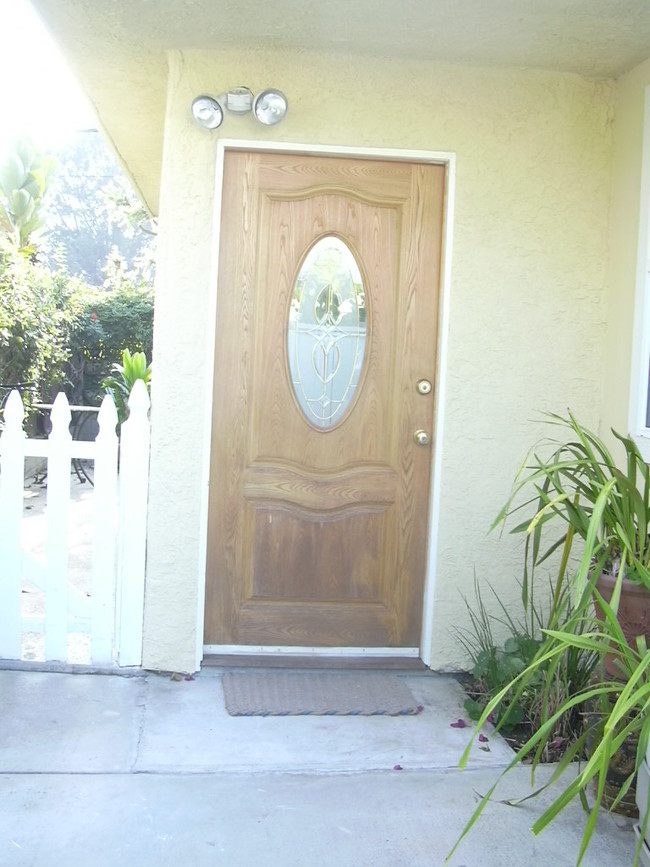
(0, 667, 638, 866)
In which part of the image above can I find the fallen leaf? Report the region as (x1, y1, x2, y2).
(450, 718, 468, 729)
(478, 734, 489, 743)
(170, 672, 183, 682)
(393, 764, 403, 771)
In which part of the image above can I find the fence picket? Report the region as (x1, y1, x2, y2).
(0, 391, 26, 659)
(115, 381, 150, 666)
(44, 393, 72, 661)
(0, 385, 150, 667)
(91, 395, 119, 664)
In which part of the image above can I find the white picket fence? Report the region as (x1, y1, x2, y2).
(0, 380, 150, 667)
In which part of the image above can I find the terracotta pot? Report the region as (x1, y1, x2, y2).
(589, 574, 650, 816)
(585, 686, 639, 817)
(594, 572, 650, 678)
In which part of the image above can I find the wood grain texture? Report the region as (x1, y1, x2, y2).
(243, 463, 397, 510)
(250, 504, 386, 601)
(205, 152, 444, 648)
(236, 601, 391, 647)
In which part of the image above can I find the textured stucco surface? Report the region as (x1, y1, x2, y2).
(31, 0, 650, 218)
(32, 0, 650, 78)
(603, 59, 650, 446)
(141, 48, 615, 673)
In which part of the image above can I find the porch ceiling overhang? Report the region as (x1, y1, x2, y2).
(30, 0, 650, 215)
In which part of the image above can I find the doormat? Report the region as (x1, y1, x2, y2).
(221, 671, 423, 716)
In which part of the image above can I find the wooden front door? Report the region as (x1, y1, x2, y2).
(205, 150, 445, 648)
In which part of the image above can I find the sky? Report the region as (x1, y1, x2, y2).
(0, 0, 97, 155)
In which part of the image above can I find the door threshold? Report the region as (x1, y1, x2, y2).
(202, 649, 426, 671)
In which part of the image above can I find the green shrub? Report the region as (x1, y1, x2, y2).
(0, 237, 83, 410)
(69, 281, 154, 404)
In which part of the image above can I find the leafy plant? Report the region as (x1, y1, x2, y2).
(449, 414, 650, 865)
(0, 139, 56, 254)
(458, 578, 543, 730)
(458, 577, 596, 741)
(495, 410, 650, 594)
(69, 281, 154, 404)
(450, 563, 650, 865)
(102, 349, 151, 424)
(0, 236, 83, 412)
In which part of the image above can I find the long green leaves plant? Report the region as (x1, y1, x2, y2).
(448, 414, 650, 865)
(448, 572, 650, 864)
(495, 411, 650, 596)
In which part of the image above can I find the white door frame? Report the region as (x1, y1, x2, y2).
(195, 140, 456, 668)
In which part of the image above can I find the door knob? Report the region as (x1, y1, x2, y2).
(416, 379, 432, 395)
(413, 429, 430, 446)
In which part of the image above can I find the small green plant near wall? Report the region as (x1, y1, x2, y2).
(102, 349, 151, 424)
(457, 577, 597, 749)
(458, 578, 542, 730)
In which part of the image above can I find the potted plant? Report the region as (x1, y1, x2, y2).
(497, 412, 650, 666)
(448, 412, 650, 865)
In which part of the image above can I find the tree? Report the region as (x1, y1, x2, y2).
(41, 130, 155, 286)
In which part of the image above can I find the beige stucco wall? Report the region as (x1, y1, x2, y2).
(142, 48, 614, 673)
(602, 59, 650, 442)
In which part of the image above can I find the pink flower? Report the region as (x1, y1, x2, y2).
(450, 718, 468, 729)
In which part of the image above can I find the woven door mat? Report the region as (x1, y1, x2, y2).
(221, 671, 423, 716)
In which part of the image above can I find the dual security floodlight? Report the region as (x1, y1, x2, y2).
(191, 86, 288, 129)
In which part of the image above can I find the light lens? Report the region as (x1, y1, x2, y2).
(253, 89, 288, 126)
(191, 95, 223, 130)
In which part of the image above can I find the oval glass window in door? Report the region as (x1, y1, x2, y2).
(288, 236, 367, 429)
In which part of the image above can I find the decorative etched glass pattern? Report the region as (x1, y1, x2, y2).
(288, 237, 367, 428)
